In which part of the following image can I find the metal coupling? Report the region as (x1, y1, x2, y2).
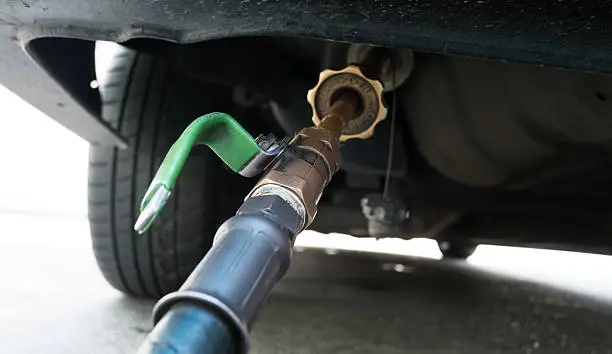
(238, 134, 290, 177)
(247, 114, 344, 230)
(307, 65, 387, 141)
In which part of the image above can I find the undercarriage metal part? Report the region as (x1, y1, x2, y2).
(307, 65, 387, 141)
(405, 54, 612, 189)
(361, 195, 410, 238)
(347, 44, 414, 92)
(134, 112, 287, 234)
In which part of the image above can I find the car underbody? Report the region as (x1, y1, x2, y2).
(3, 0, 612, 254)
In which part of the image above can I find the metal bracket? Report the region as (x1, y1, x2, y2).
(238, 134, 290, 177)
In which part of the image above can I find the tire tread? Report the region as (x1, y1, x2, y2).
(89, 45, 251, 298)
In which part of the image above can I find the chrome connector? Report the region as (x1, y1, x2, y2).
(238, 134, 290, 177)
(248, 184, 307, 232)
(134, 185, 171, 234)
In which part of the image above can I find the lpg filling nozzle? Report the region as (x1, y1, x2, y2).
(137, 56, 392, 354)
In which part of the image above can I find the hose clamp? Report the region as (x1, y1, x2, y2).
(238, 134, 290, 177)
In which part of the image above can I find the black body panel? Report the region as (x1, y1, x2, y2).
(1, 0, 611, 144)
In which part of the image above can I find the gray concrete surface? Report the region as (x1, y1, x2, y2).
(1, 213, 612, 354)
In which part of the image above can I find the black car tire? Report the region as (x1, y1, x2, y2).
(88, 45, 250, 298)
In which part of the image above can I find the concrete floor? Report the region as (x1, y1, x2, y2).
(1, 213, 612, 354)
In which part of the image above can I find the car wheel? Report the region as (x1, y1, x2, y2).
(88, 45, 251, 298)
